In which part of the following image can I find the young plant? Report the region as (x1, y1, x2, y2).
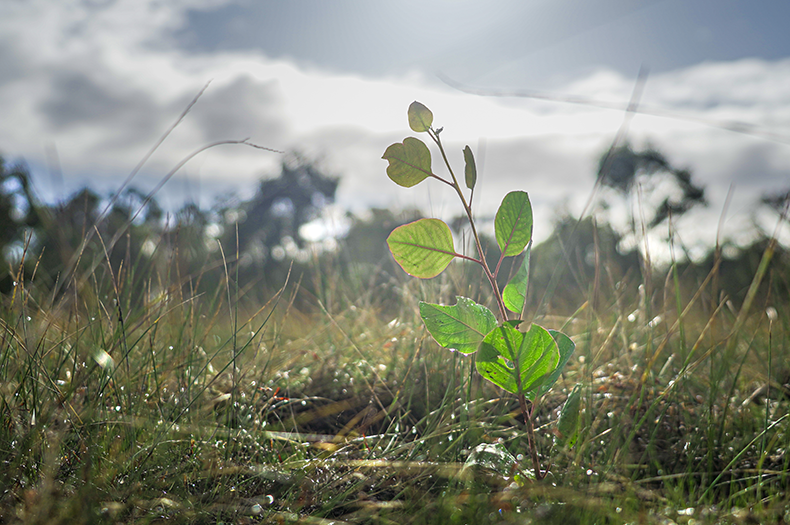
(383, 101, 575, 479)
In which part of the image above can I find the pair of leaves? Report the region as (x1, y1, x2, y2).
(383, 102, 434, 188)
(419, 296, 575, 398)
(384, 101, 478, 191)
(387, 191, 533, 281)
(476, 321, 560, 397)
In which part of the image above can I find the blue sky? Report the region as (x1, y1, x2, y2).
(179, 0, 790, 84)
(0, 0, 788, 256)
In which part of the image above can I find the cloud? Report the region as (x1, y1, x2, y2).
(0, 0, 788, 256)
(192, 75, 288, 144)
(40, 69, 160, 137)
(0, 36, 24, 86)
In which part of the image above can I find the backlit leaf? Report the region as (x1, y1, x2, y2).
(535, 330, 576, 398)
(494, 191, 533, 257)
(387, 218, 456, 279)
(408, 101, 433, 132)
(420, 297, 497, 354)
(503, 243, 530, 315)
(476, 322, 559, 395)
(382, 137, 433, 188)
(463, 145, 477, 190)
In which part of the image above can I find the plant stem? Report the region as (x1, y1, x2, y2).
(519, 393, 546, 480)
(428, 129, 508, 322)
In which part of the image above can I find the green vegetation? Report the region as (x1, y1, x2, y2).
(0, 103, 789, 524)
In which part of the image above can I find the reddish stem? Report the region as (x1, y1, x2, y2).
(519, 394, 546, 480)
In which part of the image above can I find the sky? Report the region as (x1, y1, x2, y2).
(1, 0, 789, 258)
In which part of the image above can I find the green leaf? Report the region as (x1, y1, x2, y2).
(382, 137, 433, 188)
(387, 218, 456, 279)
(536, 330, 576, 398)
(420, 297, 497, 354)
(408, 101, 433, 132)
(463, 145, 477, 190)
(494, 191, 533, 257)
(557, 383, 582, 448)
(503, 243, 530, 315)
(476, 322, 559, 395)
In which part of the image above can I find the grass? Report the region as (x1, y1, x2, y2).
(0, 216, 788, 525)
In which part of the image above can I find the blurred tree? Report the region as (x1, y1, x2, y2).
(31, 186, 166, 300)
(228, 155, 338, 281)
(43, 187, 101, 275)
(599, 144, 706, 232)
(343, 208, 420, 266)
(530, 215, 640, 313)
(330, 208, 423, 312)
(0, 152, 342, 303)
(761, 188, 790, 222)
(102, 187, 166, 293)
(0, 156, 47, 291)
(151, 201, 219, 300)
(677, 236, 789, 308)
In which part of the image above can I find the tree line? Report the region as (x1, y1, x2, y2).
(0, 145, 786, 314)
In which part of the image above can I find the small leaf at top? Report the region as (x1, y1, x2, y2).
(420, 297, 497, 354)
(476, 322, 559, 395)
(503, 243, 530, 315)
(408, 101, 433, 132)
(494, 191, 533, 257)
(382, 137, 433, 188)
(463, 145, 477, 190)
(387, 218, 456, 279)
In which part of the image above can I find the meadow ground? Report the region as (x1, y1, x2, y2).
(0, 226, 788, 525)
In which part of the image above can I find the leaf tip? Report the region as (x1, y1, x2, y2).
(408, 101, 433, 133)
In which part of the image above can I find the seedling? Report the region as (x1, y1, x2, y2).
(383, 101, 576, 479)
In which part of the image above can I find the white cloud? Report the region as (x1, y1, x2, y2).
(0, 1, 788, 258)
